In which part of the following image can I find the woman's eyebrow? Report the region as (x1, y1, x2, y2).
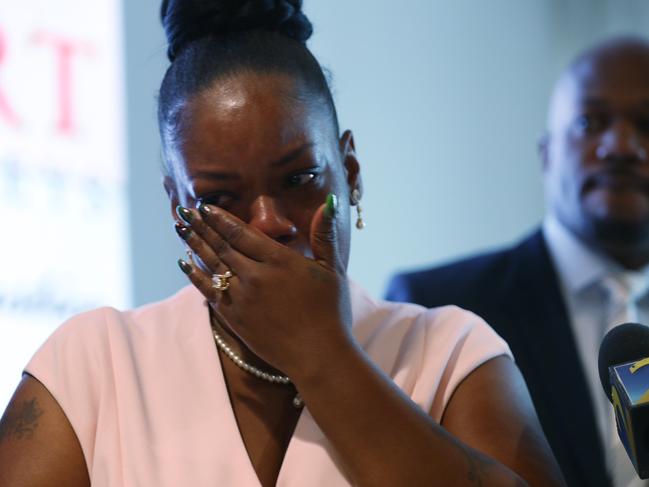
(191, 170, 241, 182)
(270, 142, 315, 167)
(189, 143, 317, 182)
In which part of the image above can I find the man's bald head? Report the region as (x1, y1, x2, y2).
(541, 36, 649, 269)
(547, 36, 649, 131)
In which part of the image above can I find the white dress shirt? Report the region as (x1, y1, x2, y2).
(543, 214, 649, 487)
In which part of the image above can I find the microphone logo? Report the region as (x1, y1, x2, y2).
(611, 383, 636, 464)
(610, 358, 649, 478)
(598, 322, 649, 479)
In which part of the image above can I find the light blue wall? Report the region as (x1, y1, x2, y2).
(123, 1, 649, 304)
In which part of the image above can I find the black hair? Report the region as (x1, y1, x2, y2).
(158, 0, 339, 176)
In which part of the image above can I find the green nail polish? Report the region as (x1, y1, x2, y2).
(175, 223, 191, 239)
(178, 258, 193, 275)
(176, 205, 194, 224)
(325, 193, 337, 218)
(199, 203, 212, 215)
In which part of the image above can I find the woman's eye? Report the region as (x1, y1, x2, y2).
(288, 172, 317, 187)
(196, 193, 235, 208)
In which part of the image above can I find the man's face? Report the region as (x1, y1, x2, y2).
(544, 46, 649, 251)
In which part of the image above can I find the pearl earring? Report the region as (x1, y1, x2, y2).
(351, 188, 365, 230)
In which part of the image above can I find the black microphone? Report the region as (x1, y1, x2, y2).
(598, 322, 649, 479)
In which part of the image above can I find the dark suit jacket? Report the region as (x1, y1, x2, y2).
(385, 228, 610, 487)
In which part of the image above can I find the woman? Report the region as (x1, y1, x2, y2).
(0, 1, 565, 486)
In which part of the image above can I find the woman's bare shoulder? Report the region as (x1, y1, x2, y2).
(441, 356, 566, 487)
(0, 374, 90, 487)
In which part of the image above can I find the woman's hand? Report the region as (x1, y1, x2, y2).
(175, 194, 353, 379)
(175, 197, 567, 487)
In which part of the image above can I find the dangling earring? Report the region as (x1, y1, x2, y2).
(351, 188, 365, 230)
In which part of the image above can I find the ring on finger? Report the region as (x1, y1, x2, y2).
(212, 270, 233, 291)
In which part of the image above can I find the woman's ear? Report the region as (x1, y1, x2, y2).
(339, 130, 362, 201)
(163, 175, 181, 219)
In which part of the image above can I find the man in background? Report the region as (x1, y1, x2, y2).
(386, 36, 649, 487)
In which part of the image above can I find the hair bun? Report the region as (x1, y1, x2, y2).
(161, 0, 313, 62)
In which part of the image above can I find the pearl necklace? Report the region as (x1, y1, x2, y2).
(211, 326, 304, 408)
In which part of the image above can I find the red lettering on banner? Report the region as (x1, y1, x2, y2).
(0, 28, 20, 127)
(33, 32, 94, 136)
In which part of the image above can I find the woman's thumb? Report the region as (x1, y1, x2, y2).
(310, 193, 342, 271)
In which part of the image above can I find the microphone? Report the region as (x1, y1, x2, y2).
(598, 322, 649, 479)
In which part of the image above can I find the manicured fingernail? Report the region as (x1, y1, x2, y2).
(177, 258, 193, 275)
(176, 205, 194, 224)
(325, 193, 338, 218)
(175, 223, 191, 239)
(198, 203, 213, 215)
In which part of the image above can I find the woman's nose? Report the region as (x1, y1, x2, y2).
(248, 196, 298, 244)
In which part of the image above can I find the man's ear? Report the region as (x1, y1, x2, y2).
(163, 175, 181, 219)
(538, 132, 550, 171)
(339, 129, 362, 201)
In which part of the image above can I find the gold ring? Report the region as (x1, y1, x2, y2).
(212, 270, 233, 291)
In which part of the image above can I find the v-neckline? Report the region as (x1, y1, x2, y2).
(189, 283, 370, 485)
(201, 308, 306, 486)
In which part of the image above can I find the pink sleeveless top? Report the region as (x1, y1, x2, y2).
(26, 282, 511, 486)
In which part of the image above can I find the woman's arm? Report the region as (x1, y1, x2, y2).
(443, 355, 563, 486)
(180, 202, 566, 486)
(0, 375, 89, 487)
(293, 344, 564, 487)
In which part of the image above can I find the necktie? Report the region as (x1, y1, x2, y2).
(601, 274, 649, 487)
(604, 275, 639, 329)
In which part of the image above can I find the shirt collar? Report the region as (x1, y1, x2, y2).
(542, 214, 649, 300)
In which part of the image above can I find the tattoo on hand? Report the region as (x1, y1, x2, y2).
(308, 264, 330, 283)
(0, 398, 44, 442)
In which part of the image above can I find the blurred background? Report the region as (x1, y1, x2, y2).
(2, 0, 649, 409)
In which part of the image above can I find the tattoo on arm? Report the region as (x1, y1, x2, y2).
(459, 443, 528, 487)
(461, 443, 496, 487)
(0, 398, 44, 442)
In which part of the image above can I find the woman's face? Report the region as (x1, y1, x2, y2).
(164, 71, 360, 268)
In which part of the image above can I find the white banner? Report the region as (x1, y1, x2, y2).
(0, 0, 130, 409)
